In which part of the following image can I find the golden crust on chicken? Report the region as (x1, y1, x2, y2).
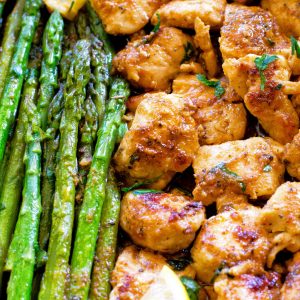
(91, 0, 169, 35)
(284, 130, 300, 180)
(193, 137, 285, 205)
(219, 4, 290, 60)
(191, 206, 270, 283)
(151, 0, 226, 29)
(214, 272, 281, 300)
(120, 191, 205, 253)
(114, 92, 199, 189)
(112, 27, 193, 91)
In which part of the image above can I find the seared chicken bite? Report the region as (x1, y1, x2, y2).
(223, 54, 300, 144)
(284, 130, 300, 180)
(172, 74, 247, 145)
(193, 137, 285, 205)
(191, 206, 270, 283)
(113, 27, 193, 91)
(114, 92, 198, 189)
(120, 191, 205, 253)
(260, 182, 300, 267)
(110, 246, 196, 300)
(214, 272, 281, 300)
(151, 0, 226, 29)
(261, 0, 300, 38)
(90, 0, 169, 35)
(281, 252, 300, 300)
(219, 4, 290, 60)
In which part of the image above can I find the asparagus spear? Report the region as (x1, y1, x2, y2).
(0, 0, 25, 98)
(38, 10, 64, 131)
(0, 61, 39, 290)
(0, 0, 6, 29)
(0, 0, 42, 161)
(90, 167, 121, 300)
(69, 78, 130, 299)
(39, 22, 76, 250)
(38, 39, 91, 300)
(5, 67, 41, 300)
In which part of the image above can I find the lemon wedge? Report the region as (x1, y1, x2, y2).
(141, 265, 190, 300)
(43, 0, 87, 20)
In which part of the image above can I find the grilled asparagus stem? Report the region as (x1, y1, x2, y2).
(0, 0, 42, 161)
(90, 167, 121, 300)
(69, 78, 130, 299)
(38, 39, 91, 300)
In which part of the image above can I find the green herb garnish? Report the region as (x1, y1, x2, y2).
(167, 257, 193, 271)
(121, 177, 161, 193)
(275, 83, 283, 90)
(196, 74, 225, 99)
(68, 0, 75, 12)
(254, 54, 278, 90)
(211, 162, 246, 192)
(180, 276, 201, 300)
(152, 13, 161, 34)
(210, 262, 227, 284)
(132, 189, 163, 195)
(266, 38, 275, 46)
(181, 42, 194, 63)
(291, 36, 300, 58)
(263, 165, 272, 172)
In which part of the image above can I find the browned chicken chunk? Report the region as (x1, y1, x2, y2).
(219, 4, 290, 60)
(261, 0, 300, 38)
(114, 92, 199, 189)
(151, 0, 226, 29)
(281, 252, 300, 300)
(284, 130, 300, 180)
(214, 272, 281, 300)
(193, 137, 285, 205)
(91, 0, 169, 35)
(223, 54, 300, 144)
(191, 206, 270, 283)
(110, 246, 195, 299)
(120, 191, 205, 253)
(260, 182, 300, 267)
(113, 27, 193, 91)
(172, 74, 247, 145)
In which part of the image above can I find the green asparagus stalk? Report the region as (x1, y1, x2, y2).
(0, 63, 39, 290)
(76, 11, 91, 40)
(38, 39, 91, 300)
(39, 86, 64, 249)
(0, 0, 25, 98)
(0, 0, 6, 29)
(69, 78, 130, 299)
(0, 0, 42, 161)
(90, 167, 121, 300)
(86, 0, 114, 68)
(76, 94, 98, 204)
(39, 22, 76, 250)
(38, 10, 64, 131)
(5, 67, 41, 300)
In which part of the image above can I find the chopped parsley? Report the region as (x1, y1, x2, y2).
(291, 36, 300, 58)
(180, 276, 201, 300)
(275, 83, 283, 90)
(196, 74, 225, 99)
(142, 13, 161, 44)
(132, 189, 163, 195)
(210, 261, 227, 284)
(167, 257, 193, 271)
(152, 13, 161, 34)
(254, 54, 278, 90)
(266, 38, 275, 47)
(181, 42, 194, 64)
(211, 162, 246, 192)
(263, 165, 272, 172)
(68, 0, 75, 12)
(121, 177, 161, 193)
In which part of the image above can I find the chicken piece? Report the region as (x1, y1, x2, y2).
(114, 92, 198, 189)
(223, 54, 300, 144)
(260, 182, 300, 267)
(172, 74, 247, 145)
(261, 0, 300, 38)
(194, 17, 218, 78)
(191, 206, 270, 283)
(110, 245, 196, 300)
(214, 272, 281, 300)
(151, 0, 226, 29)
(219, 4, 290, 61)
(90, 0, 169, 35)
(113, 27, 193, 91)
(193, 137, 285, 205)
(281, 252, 300, 300)
(120, 191, 205, 253)
(292, 77, 300, 114)
(284, 130, 300, 180)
